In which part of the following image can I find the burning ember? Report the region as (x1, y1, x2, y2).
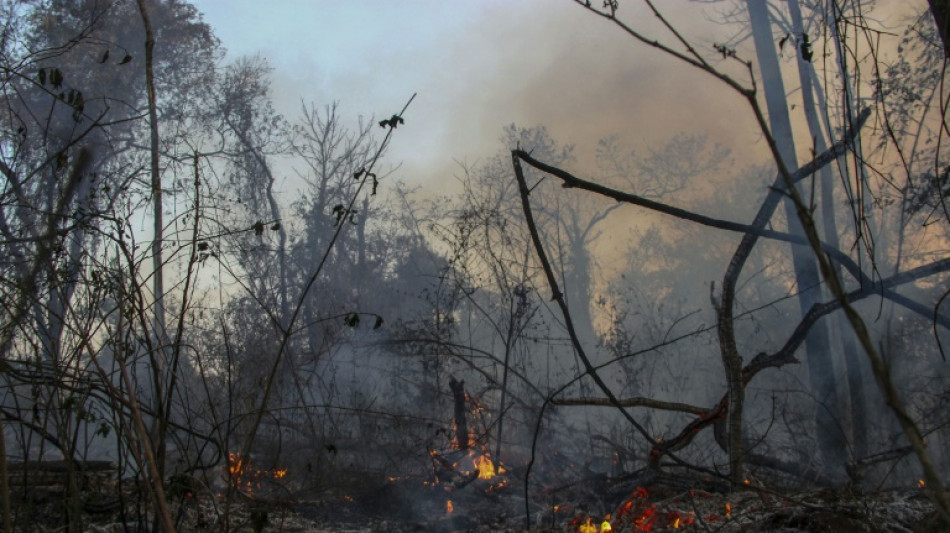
(446, 500, 454, 514)
(604, 486, 730, 531)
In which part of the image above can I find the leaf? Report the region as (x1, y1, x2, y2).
(100, 49, 109, 63)
(197, 241, 209, 251)
(778, 33, 788, 51)
(252, 220, 264, 236)
(37, 68, 46, 86)
(373, 316, 384, 330)
(378, 114, 404, 129)
(800, 32, 813, 62)
(119, 53, 132, 65)
(49, 68, 63, 89)
(344, 312, 360, 328)
(332, 204, 345, 225)
(270, 222, 281, 231)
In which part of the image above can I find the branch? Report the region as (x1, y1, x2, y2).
(553, 396, 708, 415)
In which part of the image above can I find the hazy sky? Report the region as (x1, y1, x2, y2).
(190, 1, 756, 190)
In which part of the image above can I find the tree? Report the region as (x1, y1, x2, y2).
(930, 0, 950, 56)
(746, 0, 846, 474)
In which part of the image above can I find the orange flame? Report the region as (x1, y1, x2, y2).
(227, 452, 245, 477)
(725, 502, 732, 518)
(919, 479, 926, 488)
(446, 500, 454, 514)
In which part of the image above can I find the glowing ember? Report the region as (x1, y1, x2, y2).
(634, 507, 656, 530)
(611, 487, 699, 531)
(446, 500, 454, 514)
(725, 502, 732, 518)
(919, 479, 926, 488)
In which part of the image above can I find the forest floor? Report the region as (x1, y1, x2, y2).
(9, 470, 944, 531)
(53, 485, 945, 532)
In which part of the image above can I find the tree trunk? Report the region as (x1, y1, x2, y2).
(746, 0, 847, 474)
(787, 0, 868, 460)
(930, 0, 950, 57)
(132, 2, 174, 530)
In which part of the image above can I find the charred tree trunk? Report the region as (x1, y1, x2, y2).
(449, 377, 469, 450)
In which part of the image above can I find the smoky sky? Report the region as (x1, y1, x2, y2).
(195, 1, 767, 191)
(194, 0, 922, 287)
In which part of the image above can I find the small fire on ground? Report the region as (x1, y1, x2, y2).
(227, 452, 287, 493)
(570, 486, 742, 532)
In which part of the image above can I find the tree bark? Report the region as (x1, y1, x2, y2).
(449, 377, 469, 450)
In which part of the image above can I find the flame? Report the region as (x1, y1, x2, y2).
(446, 500, 454, 514)
(600, 517, 612, 532)
(919, 479, 926, 488)
(228, 452, 246, 477)
(725, 502, 732, 518)
(579, 517, 597, 533)
(474, 454, 495, 480)
(672, 517, 680, 529)
(226, 452, 288, 492)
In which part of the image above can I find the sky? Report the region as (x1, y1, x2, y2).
(190, 1, 757, 193)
